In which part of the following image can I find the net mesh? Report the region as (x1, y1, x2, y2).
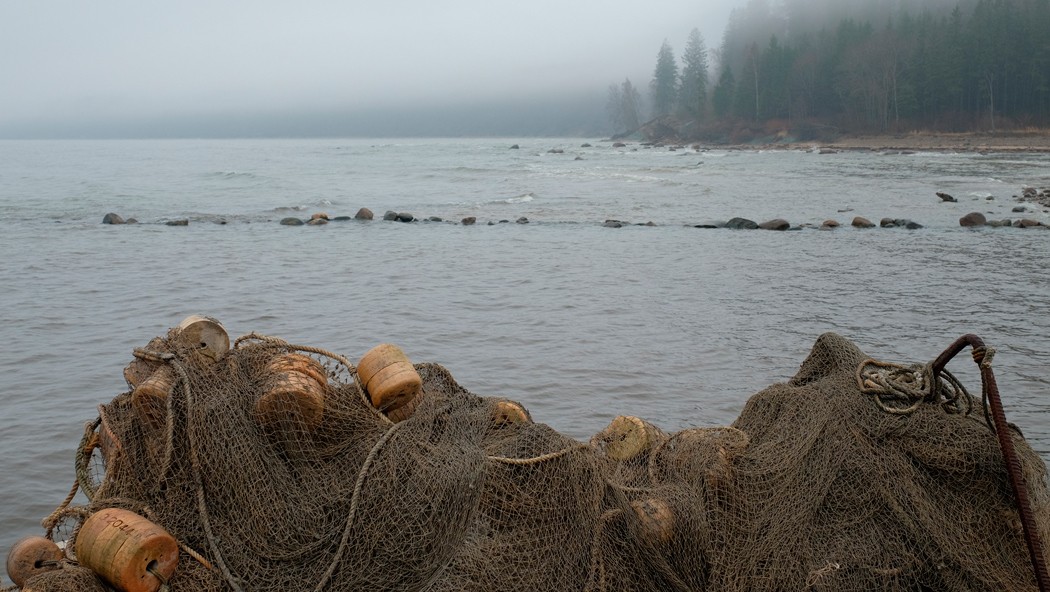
(19, 328, 1050, 591)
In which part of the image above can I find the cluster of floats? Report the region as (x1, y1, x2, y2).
(7, 315, 629, 592)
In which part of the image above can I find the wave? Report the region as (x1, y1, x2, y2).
(492, 193, 535, 204)
(207, 171, 259, 179)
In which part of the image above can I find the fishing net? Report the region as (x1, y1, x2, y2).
(14, 325, 1050, 591)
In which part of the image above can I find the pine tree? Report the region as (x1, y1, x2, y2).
(678, 29, 710, 120)
(712, 66, 736, 118)
(650, 40, 679, 118)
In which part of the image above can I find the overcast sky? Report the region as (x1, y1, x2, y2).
(1, 1, 742, 136)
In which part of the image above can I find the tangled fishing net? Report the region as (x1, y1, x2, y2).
(9, 320, 1050, 591)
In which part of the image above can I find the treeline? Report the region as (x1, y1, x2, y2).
(611, 0, 1050, 139)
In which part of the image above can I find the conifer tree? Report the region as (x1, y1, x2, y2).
(678, 29, 710, 120)
(650, 40, 679, 118)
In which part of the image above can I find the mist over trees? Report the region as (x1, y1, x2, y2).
(608, 0, 1050, 140)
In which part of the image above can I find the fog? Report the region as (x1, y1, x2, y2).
(0, 1, 741, 138)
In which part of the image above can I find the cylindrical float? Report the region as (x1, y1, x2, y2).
(592, 416, 666, 462)
(630, 498, 675, 544)
(75, 509, 179, 592)
(123, 336, 169, 389)
(173, 315, 230, 361)
(6, 536, 64, 587)
(255, 353, 327, 430)
(491, 400, 532, 427)
(357, 344, 423, 422)
(131, 365, 174, 430)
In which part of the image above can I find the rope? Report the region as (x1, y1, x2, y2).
(174, 357, 244, 592)
(75, 417, 102, 501)
(148, 561, 171, 592)
(486, 443, 589, 465)
(311, 420, 407, 592)
(856, 358, 971, 415)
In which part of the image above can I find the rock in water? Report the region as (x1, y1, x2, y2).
(959, 212, 987, 227)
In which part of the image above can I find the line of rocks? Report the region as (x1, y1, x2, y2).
(100, 209, 1048, 230)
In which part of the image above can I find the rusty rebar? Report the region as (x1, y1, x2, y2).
(932, 334, 1049, 592)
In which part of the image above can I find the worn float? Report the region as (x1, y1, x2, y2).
(4, 316, 1049, 591)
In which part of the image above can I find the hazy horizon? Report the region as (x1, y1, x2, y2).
(1, 1, 742, 138)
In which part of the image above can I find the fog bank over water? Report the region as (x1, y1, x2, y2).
(0, 1, 739, 138)
(0, 94, 611, 139)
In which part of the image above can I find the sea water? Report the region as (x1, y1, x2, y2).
(1, 137, 1049, 567)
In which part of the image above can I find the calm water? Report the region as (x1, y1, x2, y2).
(1, 138, 1049, 573)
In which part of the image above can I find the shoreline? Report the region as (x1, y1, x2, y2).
(763, 131, 1050, 153)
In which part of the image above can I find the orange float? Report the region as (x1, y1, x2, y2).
(255, 353, 328, 430)
(491, 400, 532, 426)
(357, 344, 423, 422)
(592, 416, 666, 461)
(630, 498, 675, 544)
(131, 365, 174, 430)
(75, 509, 178, 592)
(6, 536, 63, 587)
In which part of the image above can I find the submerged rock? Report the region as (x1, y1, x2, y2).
(725, 217, 758, 230)
(516, 217, 529, 224)
(758, 219, 790, 231)
(165, 219, 189, 227)
(306, 218, 328, 226)
(960, 212, 987, 227)
(280, 217, 304, 226)
(461, 217, 476, 226)
(102, 213, 125, 225)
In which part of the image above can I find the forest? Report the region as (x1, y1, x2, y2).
(609, 0, 1050, 141)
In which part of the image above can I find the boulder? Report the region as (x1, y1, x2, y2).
(102, 213, 125, 225)
(461, 217, 476, 226)
(581, 143, 592, 148)
(936, 192, 957, 202)
(125, 218, 139, 224)
(516, 217, 529, 224)
(311, 212, 329, 221)
(306, 218, 328, 226)
(396, 212, 414, 223)
(165, 219, 189, 226)
(612, 142, 627, 148)
(851, 217, 875, 228)
(332, 216, 352, 222)
(1012, 206, 1027, 213)
(603, 220, 624, 228)
(822, 219, 840, 228)
(510, 144, 520, 150)
(547, 149, 564, 154)
(383, 211, 398, 221)
(280, 217, 304, 226)
(959, 212, 987, 227)
(1018, 218, 1043, 228)
(355, 208, 374, 220)
(693, 222, 722, 229)
(725, 217, 758, 230)
(758, 219, 790, 231)
(880, 218, 897, 228)
(904, 221, 924, 229)
(638, 221, 657, 227)
(428, 216, 443, 222)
